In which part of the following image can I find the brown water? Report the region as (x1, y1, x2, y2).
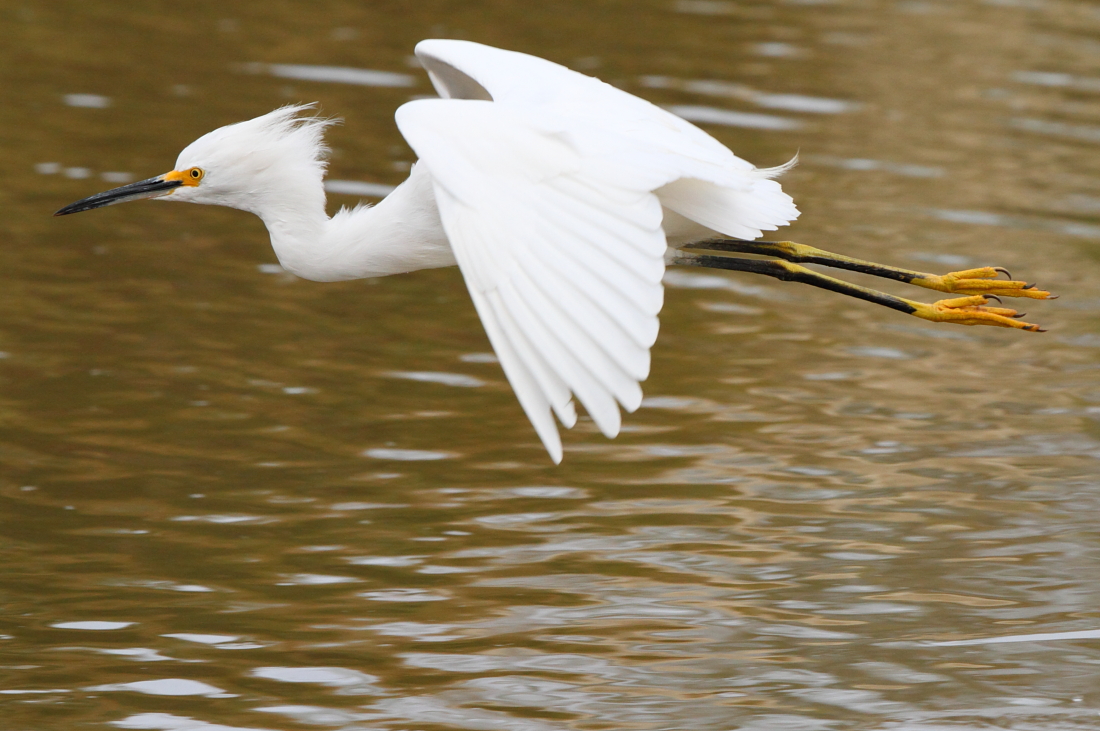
(3, 1, 1100, 729)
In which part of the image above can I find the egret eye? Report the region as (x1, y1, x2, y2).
(189, 168, 204, 181)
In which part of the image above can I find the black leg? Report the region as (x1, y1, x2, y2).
(683, 239, 1051, 300)
(674, 253, 917, 314)
(672, 253, 1044, 331)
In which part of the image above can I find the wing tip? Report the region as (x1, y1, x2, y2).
(536, 425, 565, 464)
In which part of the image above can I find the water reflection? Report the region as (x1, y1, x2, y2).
(63, 94, 112, 109)
(667, 104, 804, 130)
(642, 76, 860, 114)
(88, 679, 233, 698)
(262, 64, 417, 88)
(807, 155, 944, 178)
(323, 179, 395, 197)
(1014, 70, 1100, 93)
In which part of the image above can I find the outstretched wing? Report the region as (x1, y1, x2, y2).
(413, 40, 794, 196)
(399, 40, 797, 461)
(397, 99, 665, 463)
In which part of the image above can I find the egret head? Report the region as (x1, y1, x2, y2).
(55, 104, 334, 217)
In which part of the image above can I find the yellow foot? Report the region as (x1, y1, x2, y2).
(911, 295, 1045, 331)
(915, 267, 1053, 299)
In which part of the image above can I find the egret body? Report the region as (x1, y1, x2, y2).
(57, 40, 1052, 462)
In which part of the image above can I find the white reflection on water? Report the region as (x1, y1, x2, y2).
(845, 346, 915, 360)
(1010, 117, 1100, 145)
(94, 647, 175, 662)
(459, 352, 500, 363)
(663, 269, 783, 298)
(362, 447, 457, 460)
(114, 713, 274, 731)
(934, 628, 1100, 646)
(368, 622, 463, 641)
(1014, 70, 1100, 92)
(88, 679, 233, 697)
(496, 486, 587, 498)
(666, 104, 803, 130)
(324, 179, 397, 197)
(359, 588, 450, 602)
(251, 666, 382, 692)
(242, 63, 417, 87)
(808, 155, 943, 178)
(754, 42, 803, 58)
(63, 93, 111, 108)
(163, 633, 240, 645)
(418, 564, 480, 574)
(641, 76, 859, 114)
(275, 573, 359, 585)
(696, 300, 764, 314)
(925, 207, 1100, 239)
(254, 705, 372, 726)
(369, 695, 566, 731)
(384, 370, 486, 387)
(345, 555, 423, 566)
(109, 579, 214, 593)
(51, 621, 134, 630)
(171, 514, 276, 525)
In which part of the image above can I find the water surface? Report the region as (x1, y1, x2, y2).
(2, 1, 1100, 729)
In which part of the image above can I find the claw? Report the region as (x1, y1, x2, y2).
(987, 295, 1003, 305)
(914, 267, 1054, 300)
(909, 294, 1045, 331)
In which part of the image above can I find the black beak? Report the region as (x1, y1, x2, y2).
(53, 175, 183, 217)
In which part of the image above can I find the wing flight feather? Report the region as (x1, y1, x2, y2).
(396, 99, 667, 460)
(399, 40, 799, 460)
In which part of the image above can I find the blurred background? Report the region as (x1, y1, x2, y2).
(2, 1, 1100, 729)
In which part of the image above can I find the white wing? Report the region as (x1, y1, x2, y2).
(398, 40, 798, 462)
(414, 39, 798, 239)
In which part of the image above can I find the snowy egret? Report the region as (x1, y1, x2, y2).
(56, 39, 1053, 463)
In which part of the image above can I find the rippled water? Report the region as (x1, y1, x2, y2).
(3, 1, 1100, 729)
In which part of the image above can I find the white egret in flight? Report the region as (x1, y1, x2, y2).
(56, 40, 1053, 463)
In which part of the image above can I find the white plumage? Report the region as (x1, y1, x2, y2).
(55, 39, 799, 463)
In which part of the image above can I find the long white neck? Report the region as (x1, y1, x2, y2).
(255, 163, 455, 282)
